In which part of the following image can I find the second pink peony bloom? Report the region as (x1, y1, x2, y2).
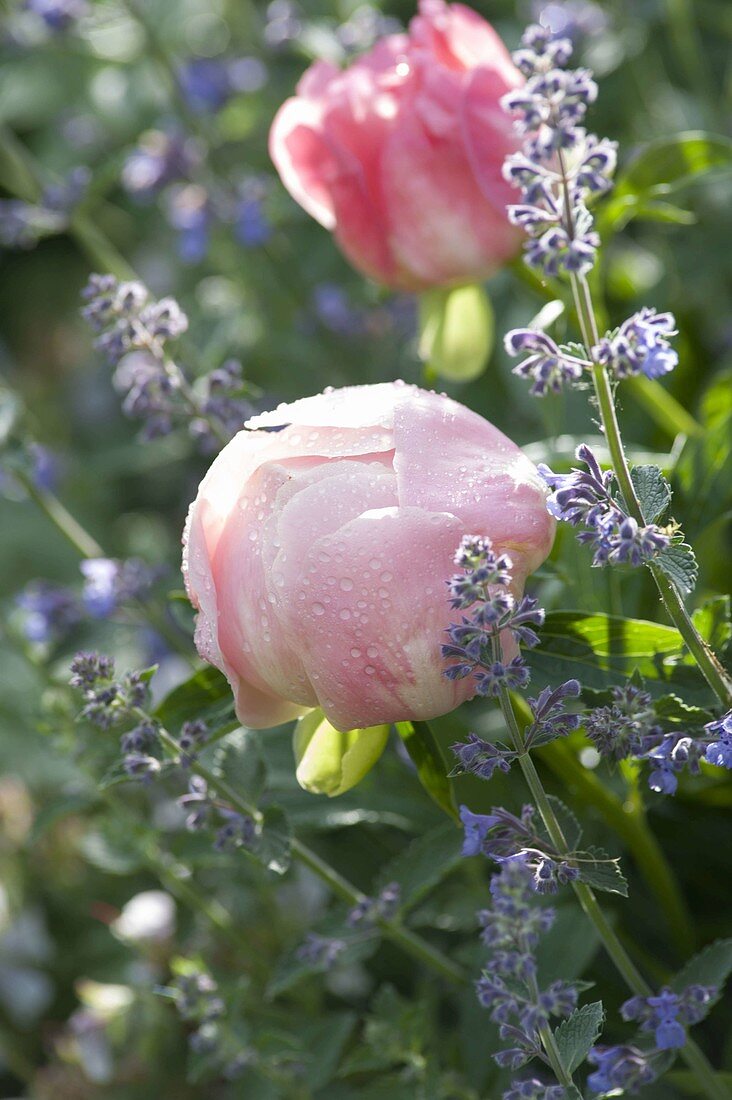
(182, 383, 554, 732)
(269, 0, 522, 291)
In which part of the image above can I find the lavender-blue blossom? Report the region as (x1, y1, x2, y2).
(121, 131, 196, 198)
(475, 859, 580, 1090)
(296, 933, 346, 969)
(587, 1045, 657, 1094)
(347, 882, 401, 927)
(501, 25, 611, 278)
(584, 686, 732, 794)
(0, 168, 89, 249)
(504, 328, 587, 396)
(451, 733, 517, 781)
(705, 710, 732, 769)
(443, 536, 543, 696)
(539, 445, 670, 567)
(80, 557, 159, 618)
(595, 308, 678, 380)
(166, 184, 211, 264)
(523, 680, 582, 749)
(16, 581, 80, 644)
(621, 985, 716, 1051)
(24, 0, 87, 32)
(459, 805, 579, 894)
(584, 683, 659, 760)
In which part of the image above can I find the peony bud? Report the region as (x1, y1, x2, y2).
(269, 0, 522, 291)
(182, 382, 554, 732)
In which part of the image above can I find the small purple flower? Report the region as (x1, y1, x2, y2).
(705, 710, 732, 769)
(587, 1044, 657, 1094)
(121, 131, 195, 198)
(25, 0, 88, 32)
(621, 984, 716, 1052)
(460, 805, 500, 857)
(179, 58, 232, 113)
(16, 581, 80, 643)
(296, 933, 346, 969)
(166, 184, 211, 264)
(501, 23, 615, 281)
(595, 308, 678, 381)
(539, 446, 670, 568)
(504, 328, 587, 395)
(451, 733, 517, 780)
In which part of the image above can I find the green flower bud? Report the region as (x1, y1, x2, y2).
(293, 710, 390, 796)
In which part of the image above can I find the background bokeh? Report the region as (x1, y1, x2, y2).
(0, 1, 731, 1096)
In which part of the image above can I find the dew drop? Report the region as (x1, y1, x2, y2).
(312, 602, 325, 616)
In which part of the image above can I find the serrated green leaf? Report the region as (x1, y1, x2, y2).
(575, 847, 628, 896)
(395, 721, 458, 821)
(656, 542, 699, 596)
(630, 464, 672, 523)
(530, 611, 710, 704)
(537, 796, 583, 850)
(554, 1001, 605, 1074)
(154, 666, 236, 735)
(670, 939, 732, 1009)
(213, 728, 266, 806)
(653, 693, 712, 726)
(375, 822, 461, 911)
(253, 805, 292, 875)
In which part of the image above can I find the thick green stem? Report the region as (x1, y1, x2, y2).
(569, 273, 732, 708)
(157, 730, 467, 986)
(497, 690, 730, 1100)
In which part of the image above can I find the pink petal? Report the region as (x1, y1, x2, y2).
(276, 505, 476, 731)
(392, 393, 555, 582)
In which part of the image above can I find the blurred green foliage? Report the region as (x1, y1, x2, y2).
(0, 0, 731, 1096)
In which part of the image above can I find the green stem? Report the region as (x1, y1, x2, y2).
(517, 686, 693, 955)
(539, 738, 695, 957)
(497, 689, 730, 1100)
(13, 468, 194, 663)
(156, 730, 467, 986)
(570, 274, 732, 708)
(14, 467, 104, 558)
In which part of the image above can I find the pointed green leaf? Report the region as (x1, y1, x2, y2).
(395, 720, 458, 821)
(600, 131, 732, 232)
(252, 806, 292, 875)
(375, 822, 461, 910)
(419, 283, 494, 382)
(554, 1001, 605, 1074)
(154, 666, 235, 735)
(575, 846, 628, 896)
(530, 611, 710, 703)
(213, 727, 266, 806)
(670, 938, 732, 1009)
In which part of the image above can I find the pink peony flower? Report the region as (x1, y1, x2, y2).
(182, 383, 554, 732)
(269, 0, 522, 291)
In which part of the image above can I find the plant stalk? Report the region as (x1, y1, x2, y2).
(569, 272, 732, 708)
(497, 688, 730, 1100)
(157, 729, 467, 986)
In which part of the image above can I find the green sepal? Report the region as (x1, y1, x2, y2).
(293, 709, 390, 797)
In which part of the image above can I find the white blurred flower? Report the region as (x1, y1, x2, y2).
(111, 890, 175, 944)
